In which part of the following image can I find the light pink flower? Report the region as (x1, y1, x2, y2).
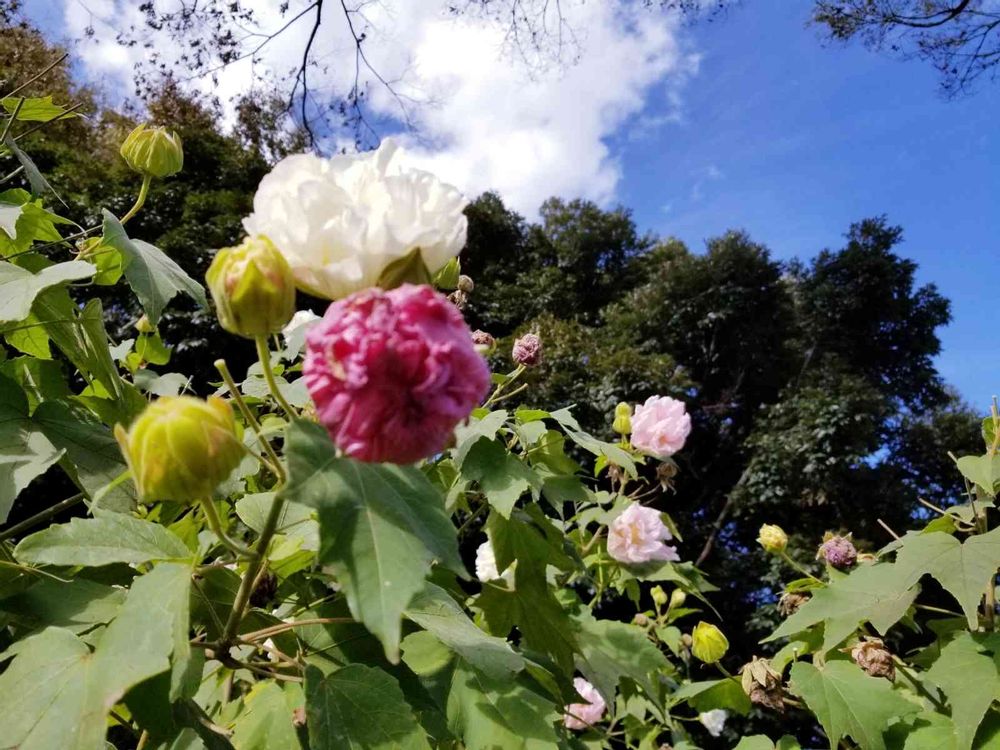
(512, 333, 542, 367)
(607, 503, 679, 565)
(303, 284, 491, 464)
(630, 395, 691, 458)
(563, 678, 606, 730)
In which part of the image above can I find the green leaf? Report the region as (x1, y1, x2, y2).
(766, 563, 919, 652)
(0, 259, 94, 324)
(453, 409, 508, 464)
(306, 664, 432, 750)
(231, 681, 304, 750)
(376, 246, 434, 290)
(0, 199, 21, 237)
(549, 407, 636, 477)
(886, 712, 960, 750)
(925, 632, 1000, 750)
(32, 400, 135, 510)
(0, 189, 65, 256)
(2, 96, 79, 122)
(0, 403, 63, 522)
(956, 455, 1000, 498)
(789, 660, 920, 750)
(0, 562, 192, 749)
(734, 737, 780, 750)
(572, 606, 669, 707)
(404, 582, 524, 679)
(283, 419, 463, 662)
(15, 513, 190, 567)
(3, 133, 60, 198)
(671, 677, 751, 715)
(236, 492, 318, 552)
(0, 576, 126, 633)
(3, 314, 52, 358)
(101, 210, 206, 324)
(446, 661, 559, 750)
(460, 437, 539, 518)
(893, 529, 1000, 627)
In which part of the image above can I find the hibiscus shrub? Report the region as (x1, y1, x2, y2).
(2, 92, 999, 750)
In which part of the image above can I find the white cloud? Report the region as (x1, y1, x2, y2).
(48, 0, 696, 216)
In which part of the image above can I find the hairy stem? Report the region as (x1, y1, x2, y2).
(199, 499, 252, 557)
(254, 335, 296, 419)
(215, 358, 285, 483)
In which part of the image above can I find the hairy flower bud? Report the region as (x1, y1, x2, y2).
(120, 123, 184, 179)
(757, 524, 789, 554)
(115, 395, 243, 502)
(471, 329, 496, 355)
(818, 534, 858, 569)
(778, 591, 809, 618)
(851, 638, 895, 680)
(206, 236, 296, 338)
(512, 332, 542, 367)
(740, 656, 785, 711)
(650, 585, 668, 608)
(613, 402, 632, 436)
(691, 621, 729, 663)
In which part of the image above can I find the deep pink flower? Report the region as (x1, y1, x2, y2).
(819, 535, 857, 569)
(607, 503, 679, 564)
(630, 395, 691, 458)
(303, 284, 491, 464)
(512, 333, 542, 367)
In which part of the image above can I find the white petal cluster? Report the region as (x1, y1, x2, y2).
(474, 539, 516, 586)
(244, 139, 468, 300)
(698, 709, 728, 737)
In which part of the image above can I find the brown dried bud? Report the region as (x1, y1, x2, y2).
(851, 638, 895, 681)
(778, 591, 810, 618)
(457, 274, 475, 293)
(448, 289, 470, 310)
(250, 571, 278, 609)
(740, 656, 785, 712)
(656, 460, 678, 490)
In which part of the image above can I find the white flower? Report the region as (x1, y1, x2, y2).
(563, 677, 607, 730)
(474, 539, 515, 585)
(698, 709, 728, 737)
(243, 139, 468, 300)
(281, 309, 322, 359)
(606, 503, 680, 565)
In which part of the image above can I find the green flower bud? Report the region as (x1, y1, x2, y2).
(757, 524, 788, 554)
(120, 123, 184, 179)
(613, 402, 632, 436)
(691, 621, 729, 663)
(650, 585, 668, 608)
(206, 236, 296, 338)
(134, 314, 155, 334)
(669, 588, 687, 609)
(114, 395, 243, 502)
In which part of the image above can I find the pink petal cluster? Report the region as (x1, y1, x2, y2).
(630, 395, 691, 458)
(303, 284, 491, 464)
(607, 503, 680, 565)
(563, 678, 606, 730)
(511, 332, 542, 367)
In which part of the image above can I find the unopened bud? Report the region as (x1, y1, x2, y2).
(650, 586, 668, 608)
(120, 123, 184, 179)
(691, 621, 729, 663)
(613, 402, 632, 436)
(851, 638, 895, 680)
(471, 329, 496, 355)
(633, 613, 651, 627)
(669, 588, 687, 609)
(457, 274, 474, 293)
(134, 314, 156, 334)
(818, 534, 857, 569)
(757, 524, 788, 554)
(206, 236, 296, 338)
(115, 395, 243, 503)
(512, 333, 542, 367)
(740, 656, 785, 711)
(448, 289, 470, 310)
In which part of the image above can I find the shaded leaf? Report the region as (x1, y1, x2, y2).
(0, 258, 94, 324)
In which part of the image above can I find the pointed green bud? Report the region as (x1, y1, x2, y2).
(650, 585, 668, 608)
(115, 395, 243, 503)
(691, 621, 729, 663)
(669, 588, 687, 609)
(206, 235, 296, 338)
(120, 123, 184, 179)
(613, 402, 632, 436)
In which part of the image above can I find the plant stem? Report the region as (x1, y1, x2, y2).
(894, 658, 947, 712)
(0, 98, 25, 142)
(215, 358, 286, 483)
(239, 617, 354, 643)
(780, 551, 824, 583)
(199, 498, 252, 557)
(0, 492, 86, 542)
(220, 491, 288, 647)
(120, 174, 152, 225)
(483, 364, 525, 407)
(254, 335, 296, 419)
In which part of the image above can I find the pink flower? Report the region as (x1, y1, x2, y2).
(563, 678, 606, 730)
(303, 284, 491, 464)
(607, 503, 679, 565)
(630, 395, 691, 458)
(512, 333, 542, 367)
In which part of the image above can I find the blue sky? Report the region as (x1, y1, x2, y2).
(21, 0, 998, 409)
(615, 3, 999, 410)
